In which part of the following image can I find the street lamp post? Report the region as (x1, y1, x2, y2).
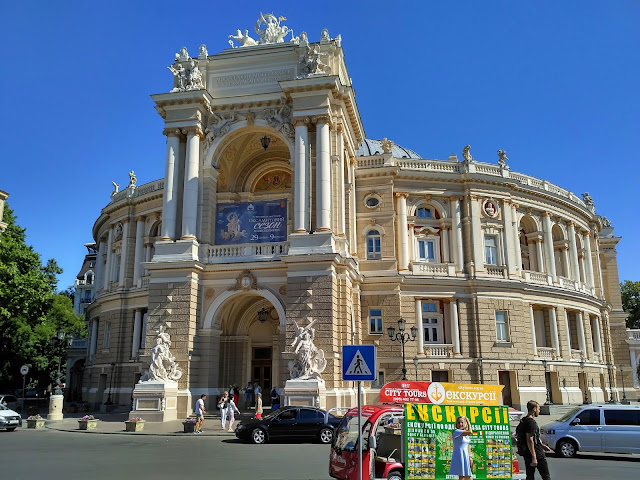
(477, 357, 484, 384)
(580, 361, 590, 405)
(52, 328, 71, 396)
(606, 363, 616, 403)
(387, 318, 417, 381)
(542, 360, 552, 405)
(620, 364, 629, 404)
(105, 362, 116, 405)
(412, 357, 419, 381)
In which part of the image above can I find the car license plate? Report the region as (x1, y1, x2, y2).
(9, 419, 18, 424)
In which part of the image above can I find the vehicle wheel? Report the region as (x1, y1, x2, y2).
(556, 439, 577, 458)
(387, 470, 403, 480)
(319, 427, 333, 444)
(251, 428, 266, 444)
(6, 427, 17, 432)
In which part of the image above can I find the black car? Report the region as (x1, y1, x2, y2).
(235, 406, 341, 444)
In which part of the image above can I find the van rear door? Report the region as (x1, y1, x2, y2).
(569, 408, 603, 452)
(602, 409, 640, 454)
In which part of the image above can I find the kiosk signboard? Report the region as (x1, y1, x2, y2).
(405, 403, 513, 480)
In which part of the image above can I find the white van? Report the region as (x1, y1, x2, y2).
(541, 404, 640, 457)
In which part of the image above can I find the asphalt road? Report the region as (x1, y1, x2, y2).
(0, 428, 638, 480)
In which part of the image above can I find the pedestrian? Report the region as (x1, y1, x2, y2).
(255, 392, 263, 419)
(194, 394, 206, 435)
(218, 391, 230, 429)
(270, 385, 278, 407)
(254, 382, 262, 407)
(449, 416, 473, 480)
(516, 400, 553, 480)
(244, 382, 253, 410)
(232, 384, 239, 406)
(223, 392, 241, 432)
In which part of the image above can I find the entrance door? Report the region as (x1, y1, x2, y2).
(252, 347, 272, 405)
(498, 370, 513, 406)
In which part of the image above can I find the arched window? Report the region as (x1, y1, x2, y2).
(416, 207, 432, 219)
(85, 271, 94, 285)
(366, 230, 381, 259)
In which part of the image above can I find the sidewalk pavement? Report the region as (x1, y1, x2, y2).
(40, 411, 257, 436)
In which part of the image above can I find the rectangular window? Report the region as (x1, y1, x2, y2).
(495, 311, 509, 342)
(418, 240, 435, 261)
(422, 302, 440, 343)
(369, 308, 383, 334)
(367, 235, 381, 260)
(485, 236, 497, 265)
(103, 322, 111, 348)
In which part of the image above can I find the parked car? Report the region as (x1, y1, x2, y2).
(0, 394, 20, 412)
(541, 404, 640, 457)
(235, 406, 342, 444)
(0, 404, 22, 431)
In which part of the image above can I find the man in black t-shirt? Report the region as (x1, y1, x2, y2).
(516, 400, 553, 480)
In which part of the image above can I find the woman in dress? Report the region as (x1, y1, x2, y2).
(218, 391, 230, 429)
(255, 392, 263, 419)
(449, 416, 473, 480)
(223, 392, 241, 432)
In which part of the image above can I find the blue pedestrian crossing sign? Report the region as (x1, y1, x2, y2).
(342, 345, 377, 381)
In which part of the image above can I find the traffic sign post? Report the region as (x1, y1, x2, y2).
(342, 345, 377, 480)
(20, 364, 29, 413)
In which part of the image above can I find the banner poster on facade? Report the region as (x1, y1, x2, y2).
(380, 381, 504, 406)
(405, 403, 513, 480)
(215, 199, 287, 245)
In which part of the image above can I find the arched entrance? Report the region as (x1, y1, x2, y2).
(68, 359, 85, 402)
(210, 291, 284, 407)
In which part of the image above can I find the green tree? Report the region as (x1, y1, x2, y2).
(620, 280, 640, 329)
(0, 204, 84, 389)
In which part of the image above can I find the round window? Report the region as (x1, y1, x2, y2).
(365, 196, 380, 208)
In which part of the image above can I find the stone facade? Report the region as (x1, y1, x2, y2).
(82, 22, 635, 416)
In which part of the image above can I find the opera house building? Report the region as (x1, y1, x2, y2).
(81, 17, 633, 416)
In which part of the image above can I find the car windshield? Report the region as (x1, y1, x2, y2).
(332, 414, 372, 452)
(0, 404, 7, 410)
(262, 408, 289, 421)
(557, 407, 582, 422)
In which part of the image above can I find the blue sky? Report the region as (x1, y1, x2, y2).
(1, 1, 638, 290)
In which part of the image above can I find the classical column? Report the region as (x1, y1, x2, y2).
(161, 129, 181, 240)
(396, 193, 409, 271)
(563, 309, 572, 356)
(103, 227, 114, 289)
(416, 299, 424, 354)
(593, 234, 605, 294)
(583, 231, 595, 288)
(449, 300, 461, 356)
(141, 312, 148, 349)
(579, 253, 586, 284)
(561, 247, 570, 279)
(576, 311, 586, 355)
(181, 126, 203, 239)
(89, 319, 99, 357)
(502, 200, 517, 275)
(451, 197, 464, 272)
(337, 125, 347, 236)
(469, 196, 484, 271)
(293, 118, 309, 233)
(95, 239, 105, 293)
(315, 117, 332, 231)
(592, 315, 603, 357)
(549, 307, 560, 358)
(349, 158, 357, 255)
(567, 222, 580, 281)
(528, 240, 538, 271)
(131, 309, 142, 358)
(132, 217, 145, 287)
(512, 204, 522, 273)
(542, 213, 557, 281)
(529, 305, 538, 356)
(441, 226, 450, 263)
(118, 220, 130, 287)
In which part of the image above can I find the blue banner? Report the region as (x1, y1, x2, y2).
(215, 199, 287, 245)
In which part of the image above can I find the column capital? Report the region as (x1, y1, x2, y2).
(121, 218, 131, 225)
(511, 202, 519, 209)
(336, 123, 344, 133)
(135, 215, 145, 223)
(395, 192, 409, 199)
(449, 195, 462, 202)
(567, 221, 576, 228)
(541, 211, 553, 218)
(292, 117, 310, 127)
(312, 115, 333, 128)
(163, 127, 184, 138)
(349, 156, 357, 166)
(181, 125, 204, 138)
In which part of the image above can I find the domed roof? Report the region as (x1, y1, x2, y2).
(356, 139, 422, 159)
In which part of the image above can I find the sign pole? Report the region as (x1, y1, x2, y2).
(22, 375, 26, 412)
(357, 379, 362, 480)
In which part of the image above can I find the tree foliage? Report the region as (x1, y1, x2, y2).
(620, 280, 640, 329)
(0, 204, 85, 388)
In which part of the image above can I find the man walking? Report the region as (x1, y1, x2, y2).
(195, 394, 206, 434)
(516, 400, 553, 480)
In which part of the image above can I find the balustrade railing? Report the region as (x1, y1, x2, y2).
(412, 262, 456, 276)
(200, 242, 289, 263)
(570, 349, 584, 361)
(628, 329, 640, 341)
(486, 266, 506, 277)
(537, 347, 555, 360)
(424, 344, 453, 357)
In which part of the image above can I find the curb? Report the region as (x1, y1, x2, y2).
(42, 423, 238, 437)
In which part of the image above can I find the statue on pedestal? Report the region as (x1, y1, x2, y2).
(288, 318, 327, 380)
(128, 170, 137, 188)
(497, 149, 508, 167)
(140, 325, 183, 383)
(463, 144, 474, 162)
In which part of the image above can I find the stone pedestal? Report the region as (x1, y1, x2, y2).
(283, 378, 326, 409)
(130, 380, 178, 422)
(47, 394, 64, 421)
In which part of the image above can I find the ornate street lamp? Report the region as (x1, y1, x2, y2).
(387, 318, 417, 381)
(260, 135, 271, 150)
(412, 357, 419, 381)
(580, 361, 590, 405)
(51, 328, 71, 396)
(105, 362, 116, 406)
(606, 363, 616, 403)
(620, 364, 629, 404)
(542, 360, 553, 405)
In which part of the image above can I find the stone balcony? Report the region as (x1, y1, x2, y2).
(628, 329, 640, 341)
(537, 346, 556, 360)
(423, 343, 454, 357)
(411, 262, 457, 276)
(570, 349, 585, 361)
(199, 242, 289, 264)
